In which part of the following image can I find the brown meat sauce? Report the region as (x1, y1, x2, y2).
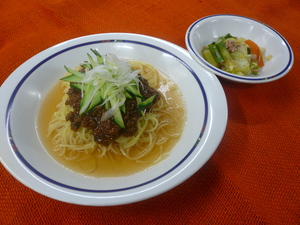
(65, 75, 160, 146)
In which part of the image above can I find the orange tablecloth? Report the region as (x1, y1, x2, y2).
(1, 0, 299, 224)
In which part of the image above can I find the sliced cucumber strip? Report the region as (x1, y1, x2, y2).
(70, 83, 87, 91)
(60, 74, 83, 82)
(137, 94, 157, 111)
(79, 84, 96, 115)
(88, 89, 102, 111)
(64, 66, 84, 77)
(125, 84, 143, 99)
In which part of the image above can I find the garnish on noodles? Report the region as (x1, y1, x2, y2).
(60, 49, 160, 146)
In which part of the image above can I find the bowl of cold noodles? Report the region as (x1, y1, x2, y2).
(185, 14, 294, 83)
(0, 33, 227, 206)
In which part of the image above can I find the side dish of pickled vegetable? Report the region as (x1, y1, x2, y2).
(202, 33, 272, 76)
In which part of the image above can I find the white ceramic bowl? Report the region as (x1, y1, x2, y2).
(0, 33, 227, 206)
(185, 14, 294, 83)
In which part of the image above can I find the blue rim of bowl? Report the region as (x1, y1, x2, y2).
(186, 14, 294, 81)
(6, 38, 208, 193)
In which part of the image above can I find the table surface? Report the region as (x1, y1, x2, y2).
(1, 0, 299, 224)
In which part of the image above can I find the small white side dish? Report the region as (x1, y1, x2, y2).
(185, 14, 294, 83)
(0, 33, 227, 206)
